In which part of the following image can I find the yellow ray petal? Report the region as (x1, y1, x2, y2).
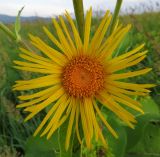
(19, 53, 54, 67)
(41, 95, 70, 137)
(65, 99, 77, 150)
(16, 91, 53, 108)
(65, 11, 82, 50)
(20, 47, 52, 63)
(13, 65, 61, 74)
(84, 98, 94, 141)
(83, 8, 92, 53)
(33, 95, 63, 136)
(43, 26, 64, 52)
(46, 97, 73, 139)
(89, 10, 110, 52)
(108, 44, 145, 64)
(97, 92, 136, 128)
(93, 100, 118, 138)
(89, 100, 108, 147)
(24, 88, 64, 122)
(111, 95, 144, 114)
(29, 34, 67, 66)
(75, 103, 82, 144)
(15, 74, 60, 87)
(90, 15, 112, 54)
(109, 81, 154, 92)
(13, 79, 60, 91)
(98, 24, 131, 59)
(106, 86, 142, 107)
(97, 24, 123, 55)
(18, 85, 60, 100)
(105, 84, 147, 96)
(108, 68, 152, 80)
(80, 100, 91, 149)
(13, 60, 61, 73)
(46, 100, 73, 139)
(108, 55, 147, 73)
(52, 18, 73, 59)
(89, 100, 99, 141)
(59, 16, 77, 53)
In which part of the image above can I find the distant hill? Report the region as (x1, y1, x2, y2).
(0, 14, 51, 23)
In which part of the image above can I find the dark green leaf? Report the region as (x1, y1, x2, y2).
(25, 132, 59, 157)
(103, 118, 127, 157)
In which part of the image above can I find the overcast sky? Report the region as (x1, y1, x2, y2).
(0, 0, 159, 17)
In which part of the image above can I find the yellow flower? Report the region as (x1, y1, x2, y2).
(13, 9, 154, 150)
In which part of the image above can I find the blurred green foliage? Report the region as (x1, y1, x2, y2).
(0, 11, 160, 157)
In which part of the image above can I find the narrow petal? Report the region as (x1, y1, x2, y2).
(98, 24, 131, 59)
(13, 60, 61, 72)
(16, 91, 53, 108)
(43, 26, 64, 52)
(52, 18, 74, 59)
(105, 84, 147, 96)
(33, 94, 65, 136)
(18, 85, 60, 100)
(13, 79, 60, 90)
(13, 65, 60, 74)
(108, 68, 152, 80)
(106, 86, 142, 107)
(89, 11, 110, 53)
(65, 99, 77, 150)
(93, 100, 118, 138)
(80, 100, 91, 149)
(75, 103, 82, 144)
(108, 55, 147, 73)
(24, 87, 64, 122)
(83, 8, 92, 53)
(97, 92, 136, 128)
(40, 95, 70, 137)
(108, 44, 145, 64)
(109, 81, 154, 92)
(65, 11, 83, 50)
(20, 47, 52, 63)
(84, 98, 94, 142)
(59, 16, 77, 53)
(29, 34, 67, 66)
(111, 95, 144, 114)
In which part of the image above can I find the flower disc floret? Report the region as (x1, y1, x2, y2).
(62, 55, 105, 98)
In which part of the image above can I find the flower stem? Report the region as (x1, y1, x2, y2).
(0, 22, 32, 51)
(108, 0, 123, 36)
(72, 0, 85, 41)
(0, 22, 16, 40)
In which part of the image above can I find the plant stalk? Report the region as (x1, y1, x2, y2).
(72, 0, 85, 41)
(108, 0, 123, 36)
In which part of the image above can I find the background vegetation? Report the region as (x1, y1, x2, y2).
(0, 9, 160, 157)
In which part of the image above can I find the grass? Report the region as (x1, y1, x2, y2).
(0, 11, 160, 157)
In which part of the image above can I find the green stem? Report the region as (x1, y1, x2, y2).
(0, 22, 16, 40)
(72, 0, 85, 41)
(0, 22, 32, 51)
(108, 0, 123, 36)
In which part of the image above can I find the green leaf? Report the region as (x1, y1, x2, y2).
(25, 132, 59, 157)
(15, 6, 24, 42)
(139, 96, 159, 114)
(103, 117, 127, 157)
(58, 120, 75, 157)
(126, 114, 160, 151)
(126, 115, 160, 157)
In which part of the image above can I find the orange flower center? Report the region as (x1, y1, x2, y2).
(62, 55, 105, 98)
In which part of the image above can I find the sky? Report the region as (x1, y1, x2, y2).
(0, 0, 159, 17)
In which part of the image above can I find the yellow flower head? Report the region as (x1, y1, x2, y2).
(13, 9, 154, 150)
